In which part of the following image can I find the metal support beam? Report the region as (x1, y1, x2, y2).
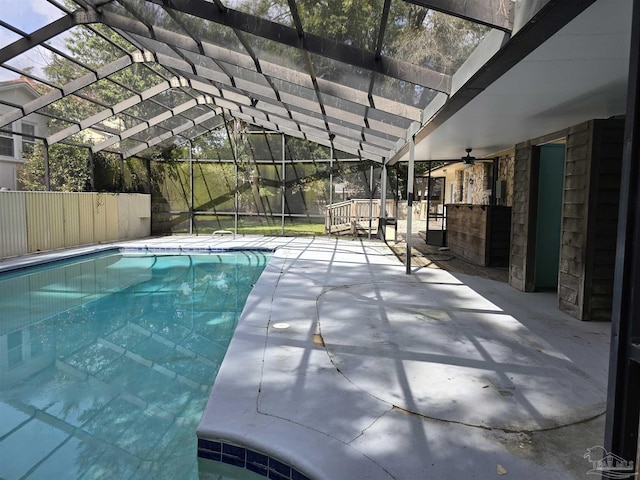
(368, 163, 374, 240)
(97, 8, 433, 115)
(146, 51, 409, 140)
(47, 77, 179, 145)
(43, 140, 50, 191)
(281, 133, 286, 236)
(92, 96, 215, 153)
(604, 1, 640, 476)
(0, 54, 134, 129)
(92, 50, 402, 159)
(329, 144, 334, 207)
(118, 154, 125, 191)
(379, 163, 388, 240)
(88, 148, 95, 191)
(389, 0, 598, 165)
(404, 0, 513, 32)
(406, 136, 415, 275)
(425, 160, 432, 244)
(122, 111, 222, 159)
(224, 107, 384, 162)
(147, 0, 451, 92)
(189, 140, 194, 235)
(0, 14, 78, 64)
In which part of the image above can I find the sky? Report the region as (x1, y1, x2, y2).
(0, 0, 71, 81)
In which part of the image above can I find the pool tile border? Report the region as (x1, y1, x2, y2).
(120, 246, 275, 253)
(198, 439, 312, 480)
(0, 245, 274, 275)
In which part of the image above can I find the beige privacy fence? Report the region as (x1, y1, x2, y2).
(0, 192, 151, 258)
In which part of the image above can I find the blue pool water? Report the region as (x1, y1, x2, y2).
(0, 250, 269, 480)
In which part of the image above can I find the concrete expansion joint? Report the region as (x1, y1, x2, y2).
(502, 410, 608, 435)
(314, 314, 392, 407)
(318, 279, 420, 297)
(251, 404, 398, 480)
(390, 405, 608, 436)
(255, 255, 287, 412)
(348, 405, 396, 444)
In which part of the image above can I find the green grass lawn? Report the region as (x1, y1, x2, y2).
(238, 223, 326, 236)
(189, 218, 327, 236)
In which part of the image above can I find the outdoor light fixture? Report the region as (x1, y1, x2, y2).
(462, 148, 475, 168)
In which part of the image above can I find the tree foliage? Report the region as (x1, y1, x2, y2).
(22, 0, 489, 208)
(18, 143, 93, 192)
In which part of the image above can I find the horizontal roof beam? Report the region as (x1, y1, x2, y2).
(221, 104, 384, 162)
(46, 77, 183, 144)
(123, 111, 223, 158)
(98, 10, 422, 122)
(388, 0, 598, 165)
(92, 96, 217, 153)
(144, 53, 406, 142)
(404, 0, 513, 32)
(0, 14, 77, 65)
(0, 54, 134, 129)
(148, 0, 451, 92)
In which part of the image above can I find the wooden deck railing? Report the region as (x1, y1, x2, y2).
(325, 199, 380, 235)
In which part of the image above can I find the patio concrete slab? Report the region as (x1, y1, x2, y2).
(186, 236, 611, 480)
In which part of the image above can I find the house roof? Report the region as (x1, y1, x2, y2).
(0, 77, 42, 99)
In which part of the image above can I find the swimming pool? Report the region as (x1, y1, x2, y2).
(0, 249, 269, 480)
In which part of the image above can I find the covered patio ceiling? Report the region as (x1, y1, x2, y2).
(0, 0, 631, 165)
(393, 0, 633, 163)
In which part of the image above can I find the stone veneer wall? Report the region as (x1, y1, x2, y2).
(497, 154, 515, 206)
(463, 153, 516, 206)
(508, 118, 624, 321)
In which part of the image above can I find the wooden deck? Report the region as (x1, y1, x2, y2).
(325, 199, 379, 235)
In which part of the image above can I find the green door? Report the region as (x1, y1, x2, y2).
(534, 144, 565, 290)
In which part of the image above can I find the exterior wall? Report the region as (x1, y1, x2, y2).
(425, 150, 515, 207)
(0, 192, 151, 259)
(0, 82, 48, 190)
(509, 142, 536, 292)
(447, 204, 489, 265)
(584, 120, 624, 320)
(508, 118, 624, 320)
(447, 204, 512, 266)
(558, 122, 592, 317)
(497, 154, 515, 206)
(559, 119, 624, 320)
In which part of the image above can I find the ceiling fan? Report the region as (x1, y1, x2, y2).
(462, 148, 475, 167)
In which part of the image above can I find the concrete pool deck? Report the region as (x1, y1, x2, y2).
(169, 235, 608, 480)
(1, 235, 611, 479)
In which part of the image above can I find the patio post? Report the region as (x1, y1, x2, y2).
(281, 133, 285, 236)
(406, 135, 415, 275)
(88, 148, 95, 191)
(380, 163, 387, 240)
(604, 0, 640, 471)
(43, 139, 50, 191)
(118, 153, 124, 192)
(189, 139, 194, 235)
(328, 143, 334, 236)
(368, 162, 374, 239)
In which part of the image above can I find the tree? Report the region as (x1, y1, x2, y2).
(21, 0, 169, 191)
(18, 143, 92, 192)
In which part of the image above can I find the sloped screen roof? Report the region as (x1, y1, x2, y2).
(0, 0, 511, 162)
